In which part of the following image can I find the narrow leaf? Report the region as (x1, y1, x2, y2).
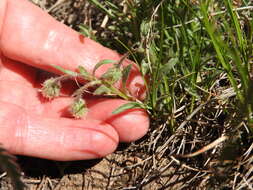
(0, 145, 25, 190)
(78, 66, 91, 80)
(79, 25, 90, 37)
(93, 60, 117, 75)
(141, 60, 149, 75)
(52, 65, 78, 77)
(89, 0, 115, 18)
(161, 58, 178, 74)
(105, 1, 119, 11)
(140, 20, 150, 37)
(101, 67, 122, 84)
(122, 64, 132, 90)
(112, 102, 142, 114)
(93, 85, 112, 95)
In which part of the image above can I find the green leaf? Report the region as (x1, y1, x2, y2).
(140, 19, 150, 37)
(78, 24, 97, 41)
(0, 145, 25, 190)
(105, 1, 119, 11)
(140, 60, 149, 76)
(161, 58, 178, 74)
(89, 0, 115, 18)
(79, 25, 90, 37)
(101, 67, 122, 84)
(51, 65, 78, 77)
(122, 64, 132, 90)
(149, 43, 158, 64)
(93, 85, 112, 95)
(112, 102, 142, 114)
(78, 66, 91, 80)
(93, 59, 117, 75)
(79, 25, 91, 37)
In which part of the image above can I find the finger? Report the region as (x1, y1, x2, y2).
(0, 59, 78, 96)
(0, 79, 148, 143)
(0, 101, 118, 161)
(0, 0, 145, 99)
(0, 0, 6, 33)
(0, 54, 37, 86)
(0, 80, 43, 114)
(42, 97, 150, 142)
(0, 55, 149, 143)
(86, 98, 149, 142)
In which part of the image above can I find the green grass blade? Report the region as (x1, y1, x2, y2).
(200, 1, 243, 103)
(122, 64, 132, 91)
(112, 102, 142, 114)
(88, 0, 115, 18)
(51, 65, 78, 77)
(92, 59, 117, 75)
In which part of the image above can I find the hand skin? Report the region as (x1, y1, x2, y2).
(0, 0, 149, 161)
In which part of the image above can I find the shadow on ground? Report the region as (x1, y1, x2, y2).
(17, 143, 130, 178)
(17, 156, 102, 178)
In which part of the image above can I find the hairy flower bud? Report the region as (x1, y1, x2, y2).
(70, 98, 87, 119)
(101, 67, 122, 84)
(41, 78, 61, 99)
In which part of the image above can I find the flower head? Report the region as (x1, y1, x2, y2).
(41, 78, 61, 99)
(69, 98, 87, 119)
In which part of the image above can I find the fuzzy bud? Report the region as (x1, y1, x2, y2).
(41, 78, 61, 99)
(70, 98, 87, 119)
(101, 67, 122, 84)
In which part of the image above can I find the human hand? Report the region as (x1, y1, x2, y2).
(0, 0, 149, 161)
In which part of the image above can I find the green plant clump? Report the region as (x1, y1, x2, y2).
(80, 0, 253, 188)
(41, 59, 145, 118)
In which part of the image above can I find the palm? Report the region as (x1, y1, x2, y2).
(0, 0, 149, 161)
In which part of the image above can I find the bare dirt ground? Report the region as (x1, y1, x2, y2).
(0, 0, 252, 190)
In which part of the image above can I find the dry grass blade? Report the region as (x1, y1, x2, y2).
(0, 145, 25, 190)
(169, 5, 253, 29)
(178, 136, 229, 158)
(46, 0, 67, 13)
(170, 156, 211, 173)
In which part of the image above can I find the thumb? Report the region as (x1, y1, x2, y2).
(0, 101, 118, 161)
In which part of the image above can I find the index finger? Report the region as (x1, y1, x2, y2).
(0, 0, 145, 99)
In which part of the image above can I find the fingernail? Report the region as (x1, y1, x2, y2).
(128, 75, 146, 100)
(66, 125, 118, 159)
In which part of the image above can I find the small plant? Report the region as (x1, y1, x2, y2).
(40, 59, 145, 118)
